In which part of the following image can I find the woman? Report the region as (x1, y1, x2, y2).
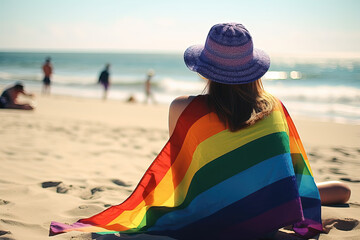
(169, 23, 350, 207)
(50, 23, 350, 239)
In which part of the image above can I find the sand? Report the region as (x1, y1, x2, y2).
(0, 94, 359, 240)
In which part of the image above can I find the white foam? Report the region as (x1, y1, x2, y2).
(158, 77, 206, 94)
(265, 84, 360, 104)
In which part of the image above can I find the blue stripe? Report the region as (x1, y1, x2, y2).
(148, 153, 295, 232)
(295, 174, 321, 200)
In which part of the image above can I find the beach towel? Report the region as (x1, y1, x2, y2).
(50, 95, 323, 239)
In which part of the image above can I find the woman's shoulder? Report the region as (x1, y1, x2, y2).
(169, 95, 197, 120)
(168, 95, 199, 136)
(170, 95, 196, 110)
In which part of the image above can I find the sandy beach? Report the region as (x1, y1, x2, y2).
(0, 94, 359, 240)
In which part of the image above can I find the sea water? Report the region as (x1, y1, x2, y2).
(0, 52, 359, 124)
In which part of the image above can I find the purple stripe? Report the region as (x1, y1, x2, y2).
(293, 218, 324, 237)
(49, 221, 93, 236)
(222, 199, 303, 239)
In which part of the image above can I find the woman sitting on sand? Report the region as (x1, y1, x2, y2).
(0, 82, 34, 110)
(170, 24, 351, 207)
(51, 23, 350, 239)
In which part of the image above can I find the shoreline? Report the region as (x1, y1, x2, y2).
(8, 85, 360, 126)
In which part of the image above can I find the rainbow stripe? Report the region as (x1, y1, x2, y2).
(50, 95, 323, 239)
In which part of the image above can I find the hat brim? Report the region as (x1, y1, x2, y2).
(184, 44, 270, 84)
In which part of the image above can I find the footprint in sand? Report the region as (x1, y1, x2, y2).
(111, 179, 131, 187)
(332, 147, 350, 156)
(330, 157, 340, 163)
(41, 181, 109, 200)
(80, 188, 104, 200)
(41, 181, 71, 194)
(0, 230, 11, 237)
(56, 185, 69, 194)
(329, 168, 347, 175)
(41, 181, 62, 188)
(323, 218, 359, 232)
(307, 150, 320, 161)
(0, 199, 10, 205)
(340, 177, 360, 183)
(91, 187, 105, 195)
(4, 151, 15, 156)
(66, 204, 105, 216)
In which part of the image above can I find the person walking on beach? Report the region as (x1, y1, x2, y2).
(0, 82, 34, 110)
(42, 57, 53, 95)
(98, 63, 111, 100)
(144, 69, 156, 104)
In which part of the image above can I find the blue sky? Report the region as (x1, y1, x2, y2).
(0, 0, 359, 56)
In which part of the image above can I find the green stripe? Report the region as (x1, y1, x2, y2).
(96, 231, 119, 235)
(291, 153, 311, 176)
(127, 131, 290, 233)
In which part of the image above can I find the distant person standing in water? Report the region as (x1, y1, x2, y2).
(98, 63, 111, 100)
(0, 82, 34, 110)
(42, 57, 53, 95)
(144, 69, 156, 104)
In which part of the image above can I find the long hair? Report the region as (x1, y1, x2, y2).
(206, 79, 275, 132)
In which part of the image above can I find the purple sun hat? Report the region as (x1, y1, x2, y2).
(184, 23, 270, 84)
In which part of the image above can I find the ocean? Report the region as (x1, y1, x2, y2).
(0, 51, 359, 124)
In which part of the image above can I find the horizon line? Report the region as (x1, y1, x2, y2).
(1, 49, 360, 60)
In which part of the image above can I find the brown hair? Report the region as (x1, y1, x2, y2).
(206, 79, 274, 132)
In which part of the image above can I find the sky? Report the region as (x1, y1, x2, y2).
(0, 0, 360, 56)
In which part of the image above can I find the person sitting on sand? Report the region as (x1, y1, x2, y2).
(50, 23, 351, 239)
(0, 82, 34, 110)
(172, 23, 351, 206)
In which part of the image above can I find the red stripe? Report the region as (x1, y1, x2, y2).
(79, 95, 210, 226)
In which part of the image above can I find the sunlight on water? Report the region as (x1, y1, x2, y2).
(263, 71, 287, 80)
(290, 71, 301, 79)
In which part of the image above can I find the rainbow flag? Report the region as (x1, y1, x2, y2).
(50, 95, 323, 239)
